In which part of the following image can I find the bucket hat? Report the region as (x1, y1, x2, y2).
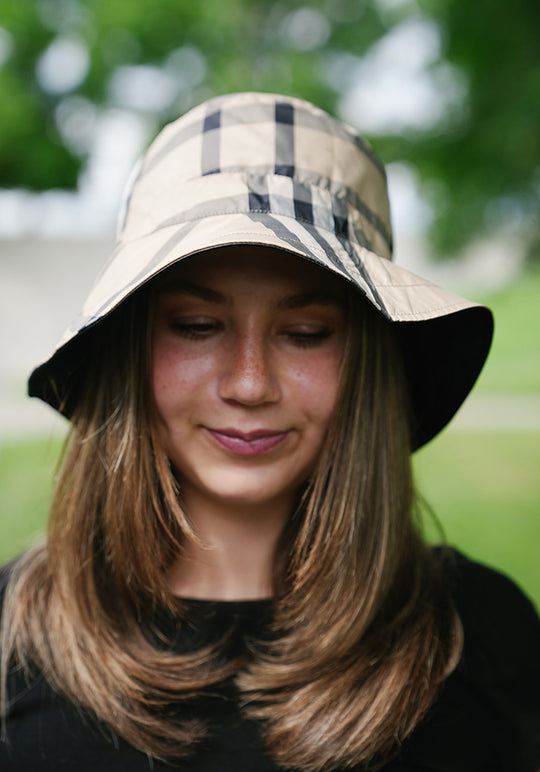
(29, 91, 493, 449)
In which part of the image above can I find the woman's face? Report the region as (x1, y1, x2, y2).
(151, 246, 347, 517)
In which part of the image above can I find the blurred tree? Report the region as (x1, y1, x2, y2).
(0, 0, 538, 259)
(410, 0, 540, 259)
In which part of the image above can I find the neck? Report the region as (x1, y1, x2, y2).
(168, 492, 291, 601)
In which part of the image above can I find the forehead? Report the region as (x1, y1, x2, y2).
(153, 245, 349, 298)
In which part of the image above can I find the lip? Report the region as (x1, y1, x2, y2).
(204, 427, 289, 456)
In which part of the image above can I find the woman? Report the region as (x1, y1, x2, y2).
(1, 92, 539, 771)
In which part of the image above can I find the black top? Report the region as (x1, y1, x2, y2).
(1, 550, 539, 771)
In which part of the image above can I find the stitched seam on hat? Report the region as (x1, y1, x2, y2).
(384, 303, 474, 318)
(135, 167, 392, 252)
(131, 184, 384, 249)
(125, 208, 376, 258)
(374, 281, 461, 288)
(375, 281, 445, 287)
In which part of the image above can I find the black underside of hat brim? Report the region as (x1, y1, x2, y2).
(397, 305, 494, 449)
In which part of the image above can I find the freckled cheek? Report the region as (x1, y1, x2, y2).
(151, 342, 215, 409)
(288, 353, 342, 423)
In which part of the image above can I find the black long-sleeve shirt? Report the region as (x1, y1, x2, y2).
(1, 550, 539, 771)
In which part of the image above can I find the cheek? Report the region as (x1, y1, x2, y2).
(152, 343, 181, 409)
(151, 339, 212, 413)
(290, 350, 343, 425)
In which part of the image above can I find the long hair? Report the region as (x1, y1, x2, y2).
(0, 277, 461, 770)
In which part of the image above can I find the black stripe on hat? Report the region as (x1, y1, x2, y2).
(245, 210, 343, 277)
(203, 109, 221, 132)
(201, 109, 221, 176)
(347, 245, 388, 315)
(294, 197, 314, 224)
(291, 180, 314, 224)
(333, 215, 348, 239)
(275, 102, 295, 177)
(246, 211, 316, 259)
(275, 102, 294, 125)
(331, 197, 349, 239)
(244, 211, 385, 313)
(247, 174, 271, 213)
(248, 191, 271, 212)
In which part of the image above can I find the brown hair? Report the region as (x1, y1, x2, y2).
(1, 275, 461, 770)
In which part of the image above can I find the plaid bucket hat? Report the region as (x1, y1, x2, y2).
(29, 91, 493, 448)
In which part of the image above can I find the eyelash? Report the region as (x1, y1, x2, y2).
(285, 329, 333, 348)
(168, 321, 333, 347)
(170, 321, 219, 339)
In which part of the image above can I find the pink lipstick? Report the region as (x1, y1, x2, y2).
(205, 428, 288, 456)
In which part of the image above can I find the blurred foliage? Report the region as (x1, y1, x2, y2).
(411, 0, 540, 258)
(0, 0, 538, 259)
(476, 264, 540, 392)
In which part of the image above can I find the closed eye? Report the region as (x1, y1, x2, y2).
(170, 319, 221, 338)
(284, 328, 333, 348)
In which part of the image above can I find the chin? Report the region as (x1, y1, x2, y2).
(183, 467, 306, 513)
(207, 483, 296, 509)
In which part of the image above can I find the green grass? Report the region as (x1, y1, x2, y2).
(475, 264, 540, 392)
(0, 435, 64, 563)
(1, 428, 538, 611)
(414, 429, 540, 610)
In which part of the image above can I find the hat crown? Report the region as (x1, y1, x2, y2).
(119, 92, 393, 261)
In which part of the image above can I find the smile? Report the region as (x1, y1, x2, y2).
(204, 428, 289, 456)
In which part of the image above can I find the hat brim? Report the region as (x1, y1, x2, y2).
(28, 211, 493, 449)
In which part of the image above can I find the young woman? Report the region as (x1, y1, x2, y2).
(1, 92, 539, 771)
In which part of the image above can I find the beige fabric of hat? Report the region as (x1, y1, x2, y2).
(29, 91, 493, 448)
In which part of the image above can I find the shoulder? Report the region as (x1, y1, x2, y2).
(434, 546, 540, 669)
(433, 547, 540, 771)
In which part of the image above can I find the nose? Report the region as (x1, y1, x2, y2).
(218, 330, 280, 406)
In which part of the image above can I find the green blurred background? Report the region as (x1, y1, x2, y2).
(1, 0, 539, 607)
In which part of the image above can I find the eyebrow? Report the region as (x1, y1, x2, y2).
(156, 279, 224, 303)
(157, 280, 344, 308)
(276, 291, 344, 309)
